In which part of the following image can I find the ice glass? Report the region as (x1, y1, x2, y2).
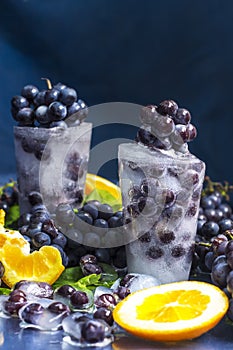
(118, 142, 205, 284)
(14, 122, 92, 214)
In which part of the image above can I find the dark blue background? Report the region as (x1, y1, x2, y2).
(0, 0, 233, 184)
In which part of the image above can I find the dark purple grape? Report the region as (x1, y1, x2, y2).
(81, 263, 102, 276)
(32, 232, 51, 248)
(128, 185, 143, 200)
(227, 251, 233, 269)
(108, 215, 122, 228)
(47, 302, 70, 315)
(21, 85, 39, 100)
(209, 193, 222, 207)
(201, 221, 219, 238)
(81, 319, 105, 343)
(201, 196, 215, 209)
(171, 245, 186, 258)
(98, 204, 114, 220)
(140, 178, 158, 197)
(211, 261, 230, 288)
(35, 105, 51, 124)
(17, 107, 35, 126)
(76, 211, 93, 225)
(204, 209, 218, 221)
(59, 87, 77, 106)
(157, 100, 178, 117)
(21, 303, 44, 324)
(174, 124, 189, 143)
(80, 254, 98, 265)
(227, 299, 233, 321)
(56, 285, 76, 297)
(11, 95, 29, 110)
(94, 248, 111, 264)
(219, 218, 233, 233)
(120, 274, 134, 287)
(225, 240, 233, 254)
(44, 88, 60, 105)
(115, 286, 130, 299)
(3, 300, 26, 315)
(219, 203, 232, 218)
(158, 230, 175, 244)
(112, 246, 127, 268)
(83, 203, 99, 220)
(67, 101, 81, 117)
(173, 108, 191, 125)
(227, 271, 233, 295)
(146, 246, 164, 259)
(187, 123, 197, 141)
(136, 128, 156, 147)
(70, 291, 89, 307)
(95, 294, 117, 309)
(127, 202, 140, 218)
(204, 251, 215, 271)
(52, 231, 67, 248)
(48, 101, 67, 121)
(138, 232, 152, 243)
(42, 219, 58, 239)
(93, 307, 113, 326)
(28, 191, 43, 206)
(33, 90, 46, 106)
(93, 218, 108, 228)
(8, 289, 27, 303)
(53, 82, 67, 91)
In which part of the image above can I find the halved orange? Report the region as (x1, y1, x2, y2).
(113, 281, 229, 342)
(85, 173, 121, 200)
(0, 243, 65, 288)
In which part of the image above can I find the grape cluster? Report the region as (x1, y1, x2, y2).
(18, 193, 127, 270)
(11, 80, 88, 128)
(136, 100, 197, 153)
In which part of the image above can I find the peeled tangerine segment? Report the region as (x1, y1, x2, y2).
(113, 281, 229, 342)
(0, 243, 65, 288)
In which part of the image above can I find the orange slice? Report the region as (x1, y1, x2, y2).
(0, 243, 65, 288)
(113, 281, 229, 342)
(85, 173, 121, 200)
(0, 209, 30, 254)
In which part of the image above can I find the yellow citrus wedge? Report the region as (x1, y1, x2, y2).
(113, 281, 229, 342)
(0, 209, 30, 254)
(0, 243, 65, 288)
(85, 173, 121, 200)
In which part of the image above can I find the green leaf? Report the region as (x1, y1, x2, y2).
(52, 263, 118, 291)
(0, 288, 11, 295)
(85, 188, 122, 211)
(5, 204, 20, 228)
(52, 266, 83, 290)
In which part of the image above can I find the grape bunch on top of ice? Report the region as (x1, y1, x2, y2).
(10, 79, 88, 128)
(136, 99, 197, 154)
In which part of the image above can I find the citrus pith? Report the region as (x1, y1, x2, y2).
(0, 243, 65, 288)
(113, 281, 229, 342)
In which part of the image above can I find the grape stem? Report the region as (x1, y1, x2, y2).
(195, 242, 212, 248)
(41, 77, 52, 90)
(203, 176, 233, 201)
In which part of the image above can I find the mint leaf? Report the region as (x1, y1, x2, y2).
(5, 204, 20, 228)
(0, 288, 11, 295)
(52, 263, 118, 291)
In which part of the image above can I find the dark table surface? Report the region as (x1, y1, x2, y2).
(1, 312, 233, 350)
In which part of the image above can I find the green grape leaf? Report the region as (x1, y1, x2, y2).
(85, 188, 122, 211)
